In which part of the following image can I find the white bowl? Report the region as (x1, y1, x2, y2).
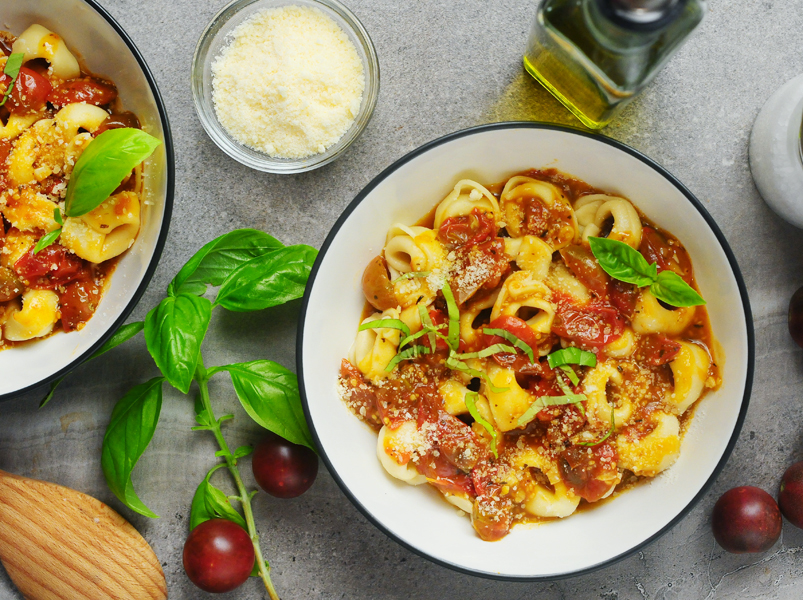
(297, 123, 753, 579)
(0, 0, 174, 401)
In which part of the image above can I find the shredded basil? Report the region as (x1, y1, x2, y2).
(481, 327, 535, 362)
(453, 343, 518, 361)
(445, 356, 508, 394)
(547, 347, 597, 368)
(465, 392, 498, 459)
(358, 318, 411, 338)
(560, 365, 580, 386)
(0, 53, 24, 108)
(385, 344, 431, 372)
(577, 407, 616, 447)
(418, 305, 437, 352)
(516, 393, 587, 428)
(392, 270, 431, 282)
(441, 281, 460, 351)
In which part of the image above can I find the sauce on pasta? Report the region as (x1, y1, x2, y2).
(338, 169, 720, 541)
(0, 25, 145, 350)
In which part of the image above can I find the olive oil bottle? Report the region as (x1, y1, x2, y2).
(524, 0, 705, 129)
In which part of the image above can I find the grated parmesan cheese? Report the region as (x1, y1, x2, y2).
(211, 5, 365, 159)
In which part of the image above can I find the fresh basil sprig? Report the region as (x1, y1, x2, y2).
(65, 128, 160, 217)
(588, 237, 705, 307)
(0, 53, 23, 107)
(43, 229, 318, 598)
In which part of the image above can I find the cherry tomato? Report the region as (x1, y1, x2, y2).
(361, 255, 397, 311)
(639, 227, 693, 284)
(94, 111, 142, 136)
(559, 443, 618, 502)
(438, 209, 495, 247)
(551, 299, 625, 347)
(608, 279, 639, 320)
(14, 244, 88, 288)
(252, 431, 318, 499)
(59, 277, 100, 332)
(637, 334, 682, 366)
(483, 315, 539, 354)
(183, 519, 255, 593)
(779, 461, 803, 529)
(48, 77, 117, 107)
(789, 286, 803, 349)
(437, 412, 482, 471)
(711, 486, 782, 553)
(339, 359, 382, 428)
(560, 244, 609, 298)
(3, 67, 52, 114)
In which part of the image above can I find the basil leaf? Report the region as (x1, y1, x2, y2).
(445, 355, 508, 394)
(101, 377, 164, 518)
(144, 294, 212, 393)
(40, 321, 144, 408)
(482, 328, 535, 362)
(214, 244, 317, 312)
(0, 53, 23, 108)
(53, 207, 63, 226)
(65, 128, 160, 217)
(418, 305, 437, 352)
(516, 393, 586, 428)
(454, 343, 518, 360)
(547, 347, 597, 368)
(441, 282, 460, 351)
(209, 360, 316, 452)
(233, 445, 253, 460)
(392, 271, 431, 283)
(189, 465, 247, 531)
(358, 318, 411, 339)
(589, 237, 657, 287)
(560, 365, 580, 386)
(465, 392, 497, 459)
(650, 270, 706, 307)
(32, 229, 61, 254)
(169, 229, 284, 296)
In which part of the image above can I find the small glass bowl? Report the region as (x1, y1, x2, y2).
(191, 0, 379, 174)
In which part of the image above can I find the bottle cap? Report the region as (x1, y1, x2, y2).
(596, 0, 686, 31)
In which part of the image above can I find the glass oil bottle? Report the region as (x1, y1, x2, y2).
(523, 0, 706, 129)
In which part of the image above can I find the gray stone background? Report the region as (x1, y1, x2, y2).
(2, 0, 803, 598)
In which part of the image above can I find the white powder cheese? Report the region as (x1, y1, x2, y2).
(211, 5, 365, 159)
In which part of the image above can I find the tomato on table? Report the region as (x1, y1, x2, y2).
(551, 299, 625, 347)
(3, 67, 52, 114)
(48, 77, 117, 108)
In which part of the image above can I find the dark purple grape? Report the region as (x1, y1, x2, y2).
(712, 486, 781, 553)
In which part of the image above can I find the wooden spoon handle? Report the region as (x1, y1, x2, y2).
(0, 470, 166, 600)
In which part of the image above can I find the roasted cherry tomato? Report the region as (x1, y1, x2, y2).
(14, 244, 88, 288)
(3, 66, 52, 114)
(559, 443, 618, 502)
(339, 359, 382, 428)
(361, 255, 397, 311)
(560, 244, 609, 298)
(637, 333, 682, 366)
(59, 277, 100, 332)
(552, 300, 625, 347)
(427, 308, 451, 351)
(437, 412, 482, 471)
(438, 208, 495, 247)
(483, 315, 539, 354)
(639, 226, 693, 284)
(48, 77, 117, 107)
(608, 279, 640, 320)
(94, 111, 142, 136)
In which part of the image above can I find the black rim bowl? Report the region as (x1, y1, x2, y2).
(297, 122, 754, 580)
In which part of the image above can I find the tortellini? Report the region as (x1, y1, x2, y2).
(582, 361, 633, 431)
(348, 309, 401, 381)
(484, 364, 534, 432)
(491, 271, 555, 335)
(632, 289, 697, 336)
(617, 412, 681, 477)
(3, 290, 60, 342)
(433, 179, 499, 230)
(511, 448, 580, 518)
(666, 341, 712, 415)
(11, 24, 80, 80)
(377, 423, 427, 485)
(579, 196, 643, 248)
(503, 235, 552, 278)
(500, 176, 577, 249)
(60, 191, 141, 263)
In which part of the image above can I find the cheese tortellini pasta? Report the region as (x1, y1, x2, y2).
(339, 169, 719, 541)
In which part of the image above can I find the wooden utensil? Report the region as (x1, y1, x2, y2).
(0, 470, 167, 600)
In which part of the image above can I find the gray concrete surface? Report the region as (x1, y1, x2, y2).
(2, 0, 803, 598)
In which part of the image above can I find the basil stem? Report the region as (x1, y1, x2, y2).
(0, 53, 24, 107)
(195, 360, 279, 600)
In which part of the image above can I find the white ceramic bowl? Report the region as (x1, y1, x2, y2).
(298, 123, 753, 579)
(0, 0, 174, 401)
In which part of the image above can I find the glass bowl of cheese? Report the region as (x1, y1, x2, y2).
(192, 0, 379, 174)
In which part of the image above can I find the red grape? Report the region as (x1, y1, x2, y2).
(183, 519, 254, 593)
(252, 432, 318, 499)
(712, 486, 782, 553)
(790, 285, 803, 348)
(779, 461, 803, 529)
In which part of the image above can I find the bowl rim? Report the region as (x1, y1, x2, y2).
(190, 0, 380, 174)
(0, 0, 175, 403)
(296, 121, 755, 580)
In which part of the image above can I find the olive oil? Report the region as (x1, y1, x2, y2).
(524, 0, 705, 129)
